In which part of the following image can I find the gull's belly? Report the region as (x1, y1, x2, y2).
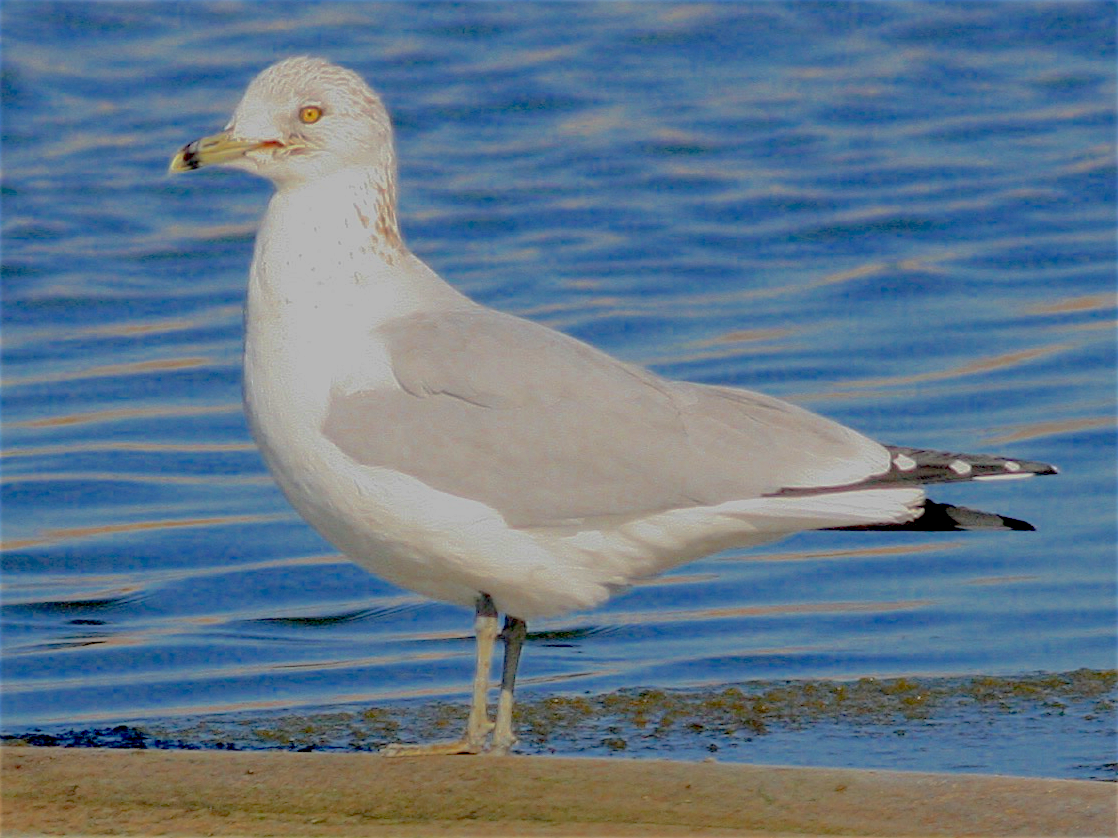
(245, 383, 616, 614)
(242, 320, 485, 605)
(241, 305, 614, 615)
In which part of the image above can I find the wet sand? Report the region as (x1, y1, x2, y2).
(2, 746, 1113, 837)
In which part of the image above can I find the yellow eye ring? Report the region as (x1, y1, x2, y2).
(299, 105, 323, 124)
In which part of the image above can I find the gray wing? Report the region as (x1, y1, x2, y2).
(322, 306, 890, 528)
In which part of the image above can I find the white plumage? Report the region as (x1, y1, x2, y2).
(171, 56, 1055, 755)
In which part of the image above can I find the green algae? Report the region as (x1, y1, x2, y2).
(104, 668, 1114, 759)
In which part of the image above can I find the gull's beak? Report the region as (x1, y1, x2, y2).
(169, 130, 279, 173)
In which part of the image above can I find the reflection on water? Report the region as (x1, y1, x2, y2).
(987, 416, 1115, 445)
(6, 402, 240, 431)
(3, 513, 285, 552)
(589, 598, 935, 629)
(2, 2, 1115, 778)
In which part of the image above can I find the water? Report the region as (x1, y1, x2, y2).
(2, 2, 1115, 779)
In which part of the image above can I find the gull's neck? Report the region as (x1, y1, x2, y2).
(250, 165, 466, 324)
(243, 163, 470, 423)
(261, 165, 403, 278)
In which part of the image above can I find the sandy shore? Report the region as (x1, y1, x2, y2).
(2, 747, 1114, 837)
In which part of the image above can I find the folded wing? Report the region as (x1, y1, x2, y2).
(323, 307, 905, 528)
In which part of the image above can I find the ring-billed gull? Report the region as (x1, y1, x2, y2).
(170, 56, 1057, 756)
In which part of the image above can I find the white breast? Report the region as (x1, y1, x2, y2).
(240, 179, 587, 613)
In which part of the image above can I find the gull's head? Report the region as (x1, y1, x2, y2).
(170, 56, 395, 188)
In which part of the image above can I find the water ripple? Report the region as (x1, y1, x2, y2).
(1, 2, 1113, 778)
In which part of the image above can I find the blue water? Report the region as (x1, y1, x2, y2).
(2, 2, 1115, 778)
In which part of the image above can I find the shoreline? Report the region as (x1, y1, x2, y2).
(3, 746, 1114, 837)
(7, 669, 1113, 778)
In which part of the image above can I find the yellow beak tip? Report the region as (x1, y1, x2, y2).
(168, 142, 201, 174)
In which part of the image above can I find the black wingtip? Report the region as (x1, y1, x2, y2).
(995, 513, 1036, 532)
(831, 500, 1036, 532)
(883, 446, 1059, 486)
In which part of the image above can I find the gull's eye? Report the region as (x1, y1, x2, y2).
(299, 105, 323, 124)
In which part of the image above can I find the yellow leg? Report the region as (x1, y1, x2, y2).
(463, 595, 499, 747)
(381, 595, 498, 756)
(490, 616, 527, 756)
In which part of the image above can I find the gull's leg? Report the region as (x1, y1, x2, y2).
(463, 593, 499, 748)
(489, 615, 527, 755)
(381, 594, 497, 756)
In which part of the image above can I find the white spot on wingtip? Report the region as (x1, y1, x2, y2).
(893, 453, 917, 471)
(1003, 460, 1022, 472)
(949, 459, 973, 475)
